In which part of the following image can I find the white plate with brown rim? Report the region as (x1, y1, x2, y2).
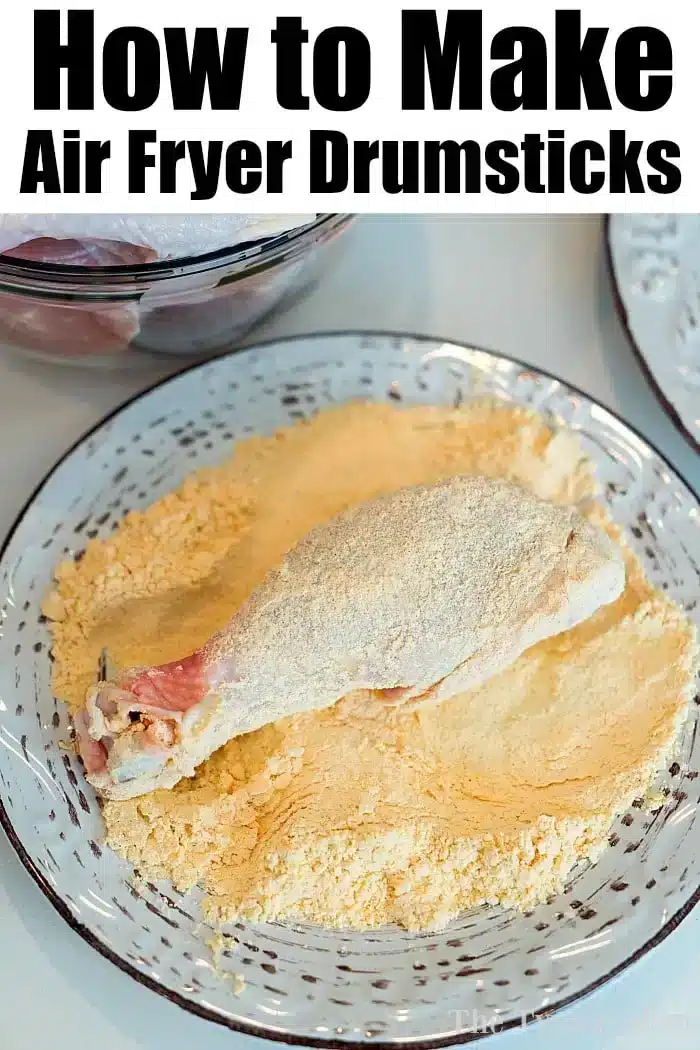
(0, 330, 699, 1047)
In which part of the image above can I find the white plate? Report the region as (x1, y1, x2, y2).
(607, 214, 700, 449)
(1, 331, 699, 1046)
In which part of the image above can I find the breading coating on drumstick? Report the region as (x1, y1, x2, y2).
(75, 474, 625, 800)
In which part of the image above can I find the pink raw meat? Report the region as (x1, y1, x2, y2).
(122, 652, 210, 712)
(0, 237, 157, 357)
(3, 236, 157, 267)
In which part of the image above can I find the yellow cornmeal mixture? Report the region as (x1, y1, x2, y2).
(45, 401, 698, 931)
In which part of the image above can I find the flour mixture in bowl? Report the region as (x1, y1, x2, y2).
(44, 399, 698, 931)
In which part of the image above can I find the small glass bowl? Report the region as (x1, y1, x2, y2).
(0, 214, 353, 366)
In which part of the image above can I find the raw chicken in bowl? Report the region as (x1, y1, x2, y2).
(0, 215, 353, 365)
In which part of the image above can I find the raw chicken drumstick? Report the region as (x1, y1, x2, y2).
(74, 474, 625, 800)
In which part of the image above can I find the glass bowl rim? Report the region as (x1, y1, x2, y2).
(0, 214, 353, 292)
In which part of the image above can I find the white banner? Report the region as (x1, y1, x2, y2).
(0, 0, 697, 212)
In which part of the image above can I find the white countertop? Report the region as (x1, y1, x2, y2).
(1, 215, 698, 1050)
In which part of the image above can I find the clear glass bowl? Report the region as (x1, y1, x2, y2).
(0, 214, 353, 366)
